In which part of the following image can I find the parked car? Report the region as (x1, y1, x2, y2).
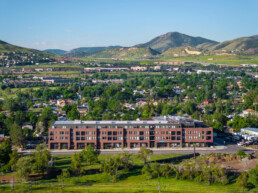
(237, 142, 244, 146)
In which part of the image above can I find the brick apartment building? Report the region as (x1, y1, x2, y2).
(48, 116, 213, 150)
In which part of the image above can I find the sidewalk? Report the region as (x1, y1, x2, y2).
(19, 145, 227, 153)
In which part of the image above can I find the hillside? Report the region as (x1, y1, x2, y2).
(65, 46, 122, 55)
(161, 46, 203, 58)
(87, 47, 160, 59)
(209, 35, 258, 51)
(43, 49, 66, 55)
(0, 40, 54, 56)
(136, 32, 218, 53)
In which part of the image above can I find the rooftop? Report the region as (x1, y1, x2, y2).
(241, 127, 258, 133)
(53, 120, 168, 125)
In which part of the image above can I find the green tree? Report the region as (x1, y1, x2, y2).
(9, 123, 24, 147)
(16, 156, 34, 181)
(70, 152, 82, 176)
(57, 170, 70, 191)
(100, 156, 122, 182)
(81, 145, 100, 165)
(39, 106, 56, 132)
(9, 148, 21, 171)
(33, 144, 51, 173)
(138, 147, 153, 164)
(67, 105, 80, 120)
(248, 165, 258, 187)
(236, 172, 248, 191)
(0, 139, 12, 164)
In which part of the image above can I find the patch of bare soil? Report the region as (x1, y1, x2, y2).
(217, 156, 258, 172)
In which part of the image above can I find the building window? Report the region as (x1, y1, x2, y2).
(76, 137, 80, 140)
(206, 131, 211, 135)
(76, 131, 80, 135)
(177, 131, 181, 135)
(81, 132, 85, 135)
(177, 136, 181, 140)
(172, 131, 175, 135)
(62, 126, 66, 128)
(172, 136, 175, 140)
(81, 137, 85, 140)
(206, 136, 211, 140)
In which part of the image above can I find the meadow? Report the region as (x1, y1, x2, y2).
(1, 153, 256, 193)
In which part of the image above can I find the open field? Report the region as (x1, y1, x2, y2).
(160, 54, 258, 66)
(1, 153, 257, 193)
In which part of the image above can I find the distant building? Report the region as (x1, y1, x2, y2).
(201, 100, 214, 106)
(241, 128, 258, 137)
(130, 66, 148, 71)
(57, 99, 66, 107)
(22, 122, 33, 130)
(77, 106, 88, 115)
(243, 109, 257, 117)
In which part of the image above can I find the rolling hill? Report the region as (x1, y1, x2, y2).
(0, 40, 55, 57)
(87, 47, 160, 59)
(208, 35, 258, 51)
(161, 46, 203, 58)
(136, 32, 218, 53)
(43, 49, 67, 55)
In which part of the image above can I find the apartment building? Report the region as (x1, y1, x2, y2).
(48, 116, 213, 150)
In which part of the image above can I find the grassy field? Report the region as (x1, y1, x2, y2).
(1, 153, 257, 193)
(160, 54, 258, 66)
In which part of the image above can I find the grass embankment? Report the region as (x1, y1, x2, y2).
(1, 153, 255, 193)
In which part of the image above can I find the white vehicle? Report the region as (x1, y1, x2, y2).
(247, 136, 256, 141)
(237, 142, 244, 146)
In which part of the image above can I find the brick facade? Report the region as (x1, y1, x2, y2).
(48, 119, 213, 150)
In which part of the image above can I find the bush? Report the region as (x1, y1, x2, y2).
(236, 150, 246, 157)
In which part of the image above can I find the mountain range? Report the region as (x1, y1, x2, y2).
(1, 32, 258, 60)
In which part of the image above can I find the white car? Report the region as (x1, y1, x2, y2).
(237, 142, 244, 146)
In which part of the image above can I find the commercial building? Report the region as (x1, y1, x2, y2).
(48, 116, 213, 150)
(241, 128, 258, 137)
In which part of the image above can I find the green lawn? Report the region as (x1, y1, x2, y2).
(0, 154, 257, 193)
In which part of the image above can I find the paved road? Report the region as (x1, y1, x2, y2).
(21, 144, 258, 156)
(21, 137, 258, 156)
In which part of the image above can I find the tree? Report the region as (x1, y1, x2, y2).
(9, 123, 24, 147)
(117, 151, 132, 172)
(100, 156, 122, 182)
(236, 172, 248, 191)
(138, 147, 153, 164)
(57, 170, 70, 191)
(160, 163, 173, 178)
(0, 139, 12, 164)
(14, 111, 26, 126)
(67, 105, 80, 120)
(16, 156, 34, 181)
(70, 152, 82, 175)
(39, 106, 56, 132)
(81, 145, 100, 165)
(248, 165, 258, 187)
(33, 144, 51, 173)
(9, 148, 21, 171)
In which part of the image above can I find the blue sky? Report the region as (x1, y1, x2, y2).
(0, 0, 258, 50)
